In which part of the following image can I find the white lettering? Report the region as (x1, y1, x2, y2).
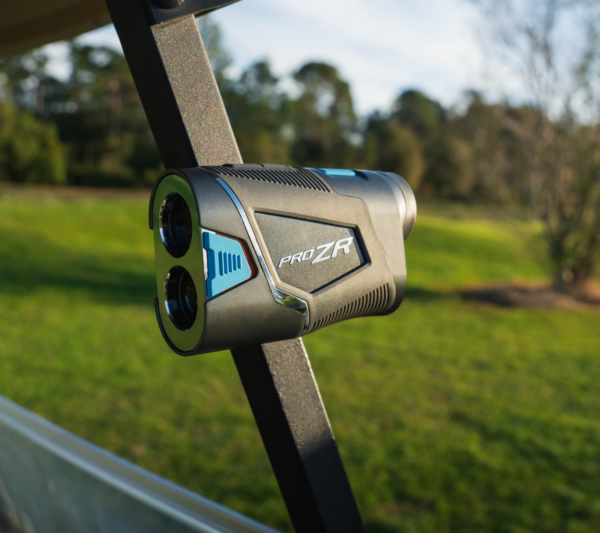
(278, 237, 355, 269)
(312, 241, 335, 264)
(332, 237, 353, 257)
(302, 249, 315, 261)
(278, 255, 292, 268)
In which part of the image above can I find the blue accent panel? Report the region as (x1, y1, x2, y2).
(203, 232, 252, 298)
(318, 168, 356, 177)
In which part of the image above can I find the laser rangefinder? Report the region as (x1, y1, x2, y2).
(150, 164, 416, 355)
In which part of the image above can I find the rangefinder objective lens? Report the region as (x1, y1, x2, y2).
(160, 193, 193, 258)
(164, 266, 198, 331)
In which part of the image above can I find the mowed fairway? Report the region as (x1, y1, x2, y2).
(0, 187, 599, 533)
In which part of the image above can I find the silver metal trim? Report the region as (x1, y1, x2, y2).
(0, 395, 279, 533)
(201, 229, 213, 283)
(214, 178, 310, 334)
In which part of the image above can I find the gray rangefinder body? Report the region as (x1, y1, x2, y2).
(150, 164, 416, 355)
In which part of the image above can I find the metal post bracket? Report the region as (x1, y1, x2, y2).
(145, 0, 241, 25)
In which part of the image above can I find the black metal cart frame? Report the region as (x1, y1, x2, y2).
(104, 1, 367, 532)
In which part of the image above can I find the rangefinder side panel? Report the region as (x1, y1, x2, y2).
(203, 166, 398, 331)
(254, 214, 366, 294)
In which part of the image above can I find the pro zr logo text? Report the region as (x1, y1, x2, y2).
(277, 237, 354, 268)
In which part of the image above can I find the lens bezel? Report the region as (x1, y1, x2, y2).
(153, 174, 205, 352)
(159, 193, 193, 258)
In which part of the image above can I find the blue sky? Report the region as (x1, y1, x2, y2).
(61, 0, 488, 115)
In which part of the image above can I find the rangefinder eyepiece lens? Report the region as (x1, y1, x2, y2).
(164, 266, 198, 331)
(160, 193, 193, 258)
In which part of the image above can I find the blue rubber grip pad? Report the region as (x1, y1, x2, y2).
(317, 168, 356, 177)
(203, 232, 253, 298)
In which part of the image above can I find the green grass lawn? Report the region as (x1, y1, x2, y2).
(0, 187, 599, 533)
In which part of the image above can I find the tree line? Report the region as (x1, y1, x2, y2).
(0, 18, 548, 204)
(1, 2, 600, 291)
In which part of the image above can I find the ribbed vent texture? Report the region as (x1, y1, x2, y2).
(207, 166, 331, 193)
(307, 285, 390, 334)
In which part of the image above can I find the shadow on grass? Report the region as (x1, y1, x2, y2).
(0, 235, 155, 306)
(404, 286, 453, 302)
